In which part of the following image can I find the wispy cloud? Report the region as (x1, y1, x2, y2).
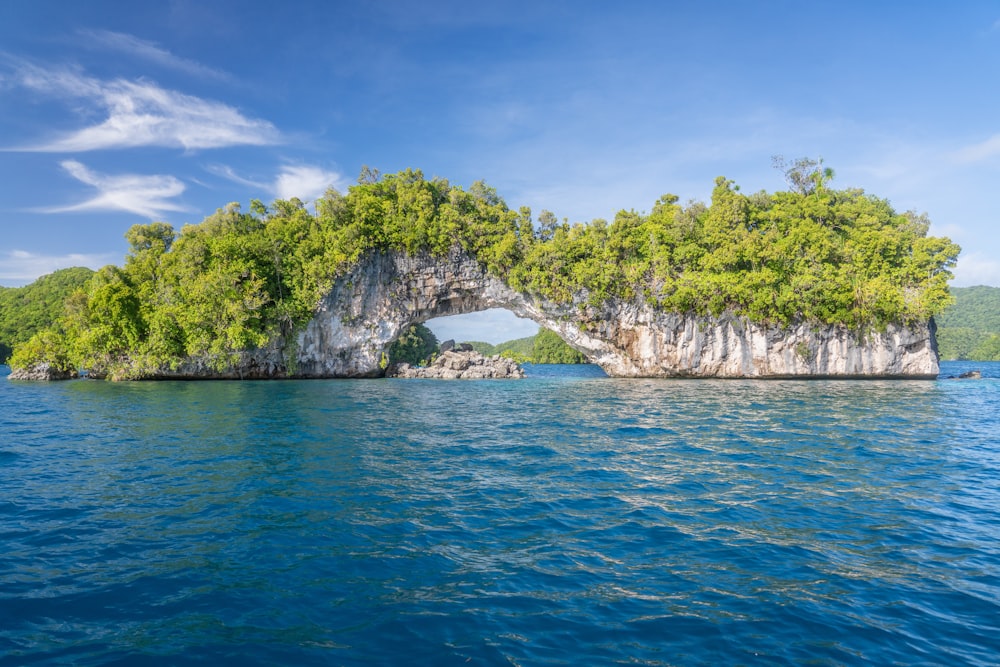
(952, 134, 1000, 163)
(41, 160, 191, 218)
(208, 163, 346, 202)
(6, 61, 279, 151)
(77, 29, 230, 81)
(0, 249, 114, 286)
(274, 165, 345, 200)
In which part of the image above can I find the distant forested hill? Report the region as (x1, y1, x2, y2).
(465, 336, 535, 359)
(0, 267, 94, 363)
(464, 329, 586, 364)
(936, 286, 1000, 360)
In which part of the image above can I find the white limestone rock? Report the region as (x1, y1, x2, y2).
(8, 362, 77, 381)
(387, 350, 524, 379)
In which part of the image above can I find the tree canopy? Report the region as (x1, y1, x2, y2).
(8, 163, 960, 378)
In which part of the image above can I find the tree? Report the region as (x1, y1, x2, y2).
(536, 210, 559, 241)
(772, 155, 834, 195)
(125, 222, 175, 255)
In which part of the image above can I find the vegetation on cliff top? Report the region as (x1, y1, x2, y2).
(9, 161, 959, 378)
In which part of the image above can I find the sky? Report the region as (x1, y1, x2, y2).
(2, 1, 999, 343)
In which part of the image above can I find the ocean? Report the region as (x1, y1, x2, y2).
(1, 361, 998, 665)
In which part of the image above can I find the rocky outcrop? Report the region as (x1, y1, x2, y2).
(140, 346, 289, 380)
(133, 246, 938, 379)
(547, 305, 940, 378)
(291, 247, 523, 377)
(388, 349, 524, 379)
(8, 363, 77, 381)
(289, 247, 939, 379)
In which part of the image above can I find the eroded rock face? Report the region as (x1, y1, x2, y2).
(551, 306, 939, 378)
(387, 350, 524, 379)
(290, 247, 939, 378)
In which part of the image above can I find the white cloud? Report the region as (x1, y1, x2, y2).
(8, 62, 278, 151)
(78, 29, 229, 81)
(952, 252, 1000, 287)
(205, 164, 268, 191)
(209, 163, 346, 202)
(952, 134, 1000, 163)
(274, 165, 345, 201)
(0, 249, 114, 286)
(42, 160, 191, 218)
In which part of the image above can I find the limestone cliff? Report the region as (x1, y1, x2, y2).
(146, 246, 939, 379)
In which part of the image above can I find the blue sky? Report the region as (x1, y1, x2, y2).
(2, 1, 999, 343)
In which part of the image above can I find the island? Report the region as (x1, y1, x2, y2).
(8, 160, 959, 380)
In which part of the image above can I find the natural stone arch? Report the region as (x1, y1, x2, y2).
(290, 247, 939, 378)
(294, 247, 586, 377)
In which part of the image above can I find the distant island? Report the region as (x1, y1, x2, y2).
(384, 323, 585, 368)
(935, 286, 1000, 360)
(6, 159, 960, 380)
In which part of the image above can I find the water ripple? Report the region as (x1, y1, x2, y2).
(1, 363, 999, 665)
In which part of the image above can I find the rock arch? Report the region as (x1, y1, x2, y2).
(290, 247, 939, 378)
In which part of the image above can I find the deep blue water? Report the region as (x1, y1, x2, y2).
(2, 361, 999, 666)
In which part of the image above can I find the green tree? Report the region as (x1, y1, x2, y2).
(536, 210, 559, 242)
(8, 329, 74, 374)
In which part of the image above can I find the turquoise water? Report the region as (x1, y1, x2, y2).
(2, 362, 998, 665)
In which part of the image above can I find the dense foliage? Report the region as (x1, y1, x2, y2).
(0, 267, 94, 363)
(508, 165, 958, 328)
(935, 286, 1000, 360)
(9, 163, 959, 378)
